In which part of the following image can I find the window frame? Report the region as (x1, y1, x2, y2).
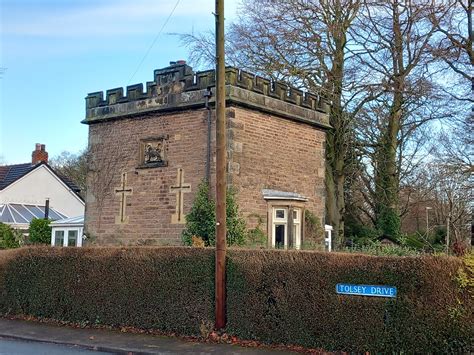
(268, 202, 304, 250)
(51, 227, 83, 247)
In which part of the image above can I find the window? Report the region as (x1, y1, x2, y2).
(54, 231, 64, 247)
(293, 209, 301, 249)
(271, 207, 302, 249)
(274, 224, 286, 248)
(275, 209, 285, 219)
(51, 227, 83, 247)
(67, 230, 78, 247)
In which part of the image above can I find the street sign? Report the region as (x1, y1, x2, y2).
(336, 283, 397, 298)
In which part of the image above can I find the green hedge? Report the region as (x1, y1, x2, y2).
(226, 250, 473, 352)
(0, 247, 214, 335)
(0, 247, 472, 352)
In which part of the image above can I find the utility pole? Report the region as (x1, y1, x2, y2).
(214, 0, 227, 330)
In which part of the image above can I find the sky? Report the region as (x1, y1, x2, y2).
(0, 0, 239, 164)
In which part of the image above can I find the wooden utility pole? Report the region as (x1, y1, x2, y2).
(214, 0, 227, 330)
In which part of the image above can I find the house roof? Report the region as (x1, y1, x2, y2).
(0, 203, 68, 225)
(0, 161, 82, 199)
(0, 163, 35, 190)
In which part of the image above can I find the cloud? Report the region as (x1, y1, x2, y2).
(1, 0, 236, 37)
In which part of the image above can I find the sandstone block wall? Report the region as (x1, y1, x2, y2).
(228, 107, 326, 237)
(85, 109, 213, 245)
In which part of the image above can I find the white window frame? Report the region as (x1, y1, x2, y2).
(271, 207, 302, 249)
(272, 207, 288, 248)
(292, 208, 301, 249)
(51, 227, 83, 247)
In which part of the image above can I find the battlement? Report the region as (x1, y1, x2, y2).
(84, 62, 330, 128)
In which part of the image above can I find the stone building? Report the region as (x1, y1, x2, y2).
(83, 61, 330, 248)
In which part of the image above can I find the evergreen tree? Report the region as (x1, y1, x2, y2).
(182, 182, 216, 246)
(182, 181, 246, 246)
(29, 218, 52, 244)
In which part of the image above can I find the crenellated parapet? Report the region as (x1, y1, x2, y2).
(84, 62, 330, 128)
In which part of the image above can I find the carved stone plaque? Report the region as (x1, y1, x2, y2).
(139, 137, 168, 168)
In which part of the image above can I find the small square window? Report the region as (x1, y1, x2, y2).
(276, 210, 285, 219)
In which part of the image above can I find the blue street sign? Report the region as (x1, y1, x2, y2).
(336, 283, 397, 298)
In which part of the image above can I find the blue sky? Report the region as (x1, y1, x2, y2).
(0, 0, 239, 164)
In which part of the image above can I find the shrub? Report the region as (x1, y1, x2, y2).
(182, 182, 215, 246)
(225, 188, 246, 246)
(345, 219, 380, 246)
(302, 210, 324, 250)
(0, 247, 471, 352)
(245, 214, 267, 248)
(344, 241, 421, 256)
(28, 218, 51, 244)
(0, 223, 22, 249)
(226, 250, 473, 353)
(182, 181, 246, 246)
(0, 247, 214, 335)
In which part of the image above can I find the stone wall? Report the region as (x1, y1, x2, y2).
(227, 107, 326, 236)
(85, 109, 212, 245)
(83, 63, 329, 246)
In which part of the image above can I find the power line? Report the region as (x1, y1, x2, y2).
(127, 0, 181, 85)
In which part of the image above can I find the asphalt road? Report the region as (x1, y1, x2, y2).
(0, 337, 111, 355)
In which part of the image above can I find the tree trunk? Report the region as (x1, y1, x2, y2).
(374, 2, 404, 237)
(325, 14, 348, 249)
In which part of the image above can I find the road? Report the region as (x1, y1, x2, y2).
(0, 337, 111, 355)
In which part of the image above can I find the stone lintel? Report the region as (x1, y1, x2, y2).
(83, 86, 331, 130)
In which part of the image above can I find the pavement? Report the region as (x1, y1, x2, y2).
(0, 318, 293, 354)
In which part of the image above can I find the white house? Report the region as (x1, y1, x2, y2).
(0, 144, 85, 230)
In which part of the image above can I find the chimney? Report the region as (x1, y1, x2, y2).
(32, 143, 48, 165)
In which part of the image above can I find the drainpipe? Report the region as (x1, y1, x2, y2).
(204, 87, 213, 186)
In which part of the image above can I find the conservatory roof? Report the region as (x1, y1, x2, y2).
(50, 215, 84, 226)
(0, 203, 67, 225)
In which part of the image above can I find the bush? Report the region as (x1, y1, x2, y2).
(245, 214, 267, 248)
(0, 247, 471, 352)
(182, 182, 215, 246)
(0, 247, 214, 335)
(0, 223, 22, 249)
(225, 188, 246, 246)
(344, 240, 421, 256)
(182, 181, 246, 246)
(28, 219, 51, 244)
(302, 210, 324, 250)
(226, 250, 473, 353)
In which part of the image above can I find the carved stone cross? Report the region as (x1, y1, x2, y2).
(115, 172, 133, 224)
(170, 168, 191, 224)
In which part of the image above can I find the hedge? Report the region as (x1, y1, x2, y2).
(226, 250, 473, 352)
(0, 247, 472, 352)
(0, 247, 215, 335)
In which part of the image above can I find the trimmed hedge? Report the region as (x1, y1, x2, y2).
(0, 247, 215, 335)
(0, 247, 472, 352)
(227, 250, 473, 352)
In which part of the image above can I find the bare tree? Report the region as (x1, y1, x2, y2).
(430, 0, 473, 102)
(180, 0, 365, 247)
(50, 150, 89, 197)
(350, 0, 452, 237)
